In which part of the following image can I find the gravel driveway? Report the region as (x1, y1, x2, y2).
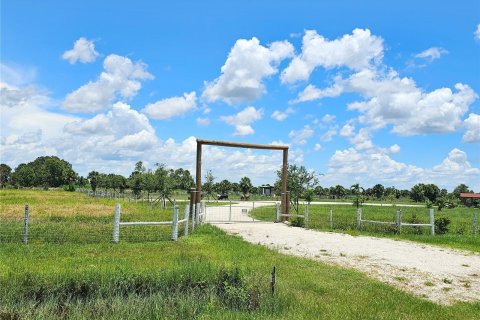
(206, 201, 480, 305)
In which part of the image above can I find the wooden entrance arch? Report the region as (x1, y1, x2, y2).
(194, 139, 290, 219)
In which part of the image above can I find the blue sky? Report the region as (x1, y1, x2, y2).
(1, 0, 479, 191)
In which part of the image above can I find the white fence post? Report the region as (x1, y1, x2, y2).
(473, 209, 478, 235)
(113, 204, 121, 243)
(172, 203, 179, 241)
(430, 208, 435, 235)
(329, 207, 333, 229)
(23, 204, 29, 244)
(229, 201, 232, 222)
(305, 202, 309, 228)
(202, 201, 206, 222)
(356, 208, 362, 229)
(191, 204, 196, 232)
(184, 204, 190, 236)
(276, 202, 280, 222)
(196, 203, 200, 225)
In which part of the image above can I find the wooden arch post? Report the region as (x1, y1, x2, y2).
(195, 139, 289, 219)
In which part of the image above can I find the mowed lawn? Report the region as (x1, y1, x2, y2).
(1, 190, 479, 319)
(251, 203, 480, 253)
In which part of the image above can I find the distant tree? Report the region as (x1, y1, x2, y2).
(155, 165, 174, 199)
(303, 189, 315, 204)
(350, 183, 365, 208)
(0, 164, 12, 188)
(170, 168, 195, 190)
(453, 184, 470, 198)
(217, 179, 232, 195)
(203, 170, 215, 199)
(371, 184, 385, 200)
(87, 171, 100, 192)
(143, 170, 157, 197)
(423, 184, 440, 203)
(314, 185, 327, 197)
(239, 177, 253, 196)
(333, 185, 346, 198)
(231, 182, 240, 193)
(410, 183, 425, 202)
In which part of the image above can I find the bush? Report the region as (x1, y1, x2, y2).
(290, 216, 304, 227)
(434, 216, 451, 235)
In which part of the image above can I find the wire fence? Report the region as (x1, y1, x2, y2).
(0, 202, 205, 245)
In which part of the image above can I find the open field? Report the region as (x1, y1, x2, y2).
(250, 204, 480, 252)
(1, 190, 480, 319)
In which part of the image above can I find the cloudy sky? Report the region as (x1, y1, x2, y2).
(1, 0, 479, 191)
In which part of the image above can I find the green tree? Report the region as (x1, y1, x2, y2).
(410, 183, 425, 202)
(350, 183, 365, 208)
(371, 184, 385, 200)
(203, 170, 215, 199)
(0, 164, 12, 188)
(12, 163, 35, 187)
(87, 171, 100, 192)
(423, 184, 440, 203)
(274, 164, 318, 212)
(239, 177, 253, 196)
(217, 179, 232, 195)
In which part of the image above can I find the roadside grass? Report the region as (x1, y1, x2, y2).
(1, 189, 479, 319)
(250, 204, 480, 253)
(1, 225, 479, 319)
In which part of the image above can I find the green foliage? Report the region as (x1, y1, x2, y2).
(87, 171, 100, 192)
(303, 189, 315, 203)
(239, 176, 253, 195)
(434, 216, 451, 235)
(11, 156, 77, 188)
(290, 216, 305, 227)
(0, 163, 12, 188)
(274, 164, 318, 208)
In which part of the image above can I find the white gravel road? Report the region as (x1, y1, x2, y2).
(206, 201, 480, 305)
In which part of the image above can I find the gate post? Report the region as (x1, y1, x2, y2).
(172, 202, 179, 241)
(184, 204, 189, 236)
(430, 208, 435, 236)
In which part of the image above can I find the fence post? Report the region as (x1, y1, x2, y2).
(329, 207, 333, 229)
(184, 204, 190, 236)
(356, 208, 362, 229)
(473, 209, 478, 235)
(203, 201, 207, 222)
(191, 203, 196, 232)
(171, 202, 179, 241)
(305, 202, 309, 228)
(113, 204, 121, 243)
(276, 202, 280, 222)
(229, 201, 232, 222)
(396, 209, 402, 233)
(430, 208, 435, 236)
(23, 205, 29, 244)
(196, 203, 200, 225)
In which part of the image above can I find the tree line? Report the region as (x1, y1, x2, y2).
(0, 156, 477, 208)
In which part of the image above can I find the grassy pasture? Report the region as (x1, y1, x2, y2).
(1, 189, 479, 319)
(250, 204, 480, 252)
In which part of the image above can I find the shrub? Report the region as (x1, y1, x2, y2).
(290, 216, 304, 227)
(434, 216, 451, 235)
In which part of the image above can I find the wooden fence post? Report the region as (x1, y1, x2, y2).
(430, 208, 435, 236)
(23, 205, 29, 244)
(113, 204, 121, 243)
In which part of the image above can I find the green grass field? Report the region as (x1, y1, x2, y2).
(1, 190, 479, 319)
(250, 203, 480, 253)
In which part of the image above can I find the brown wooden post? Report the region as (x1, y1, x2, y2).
(281, 148, 288, 221)
(196, 141, 202, 206)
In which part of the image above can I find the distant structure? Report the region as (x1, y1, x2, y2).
(259, 184, 273, 196)
(460, 193, 480, 199)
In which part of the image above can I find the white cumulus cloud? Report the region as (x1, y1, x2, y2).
(463, 113, 480, 143)
(475, 24, 480, 40)
(289, 125, 314, 145)
(220, 106, 263, 136)
(281, 28, 384, 83)
(202, 37, 294, 104)
(142, 91, 197, 120)
(271, 107, 294, 121)
(62, 54, 153, 113)
(414, 47, 448, 61)
(62, 37, 100, 64)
